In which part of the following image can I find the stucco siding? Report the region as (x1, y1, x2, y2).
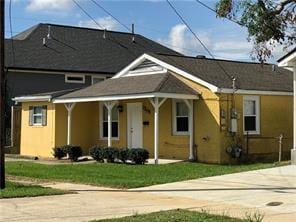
(20, 101, 55, 157)
(219, 94, 293, 163)
(55, 102, 98, 155)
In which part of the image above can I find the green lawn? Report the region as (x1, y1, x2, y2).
(93, 209, 244, 222)
(0, 181, 69, 199)
(6, 161, 279, 188)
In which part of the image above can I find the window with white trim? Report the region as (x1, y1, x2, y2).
(100, 104, 119, 139)
(173, 100, 189, 135)
(65, 75, 85, 83)
(243, 96, 260, 134)
(92, 76, 105, 85)
(29, 106, 47, 126)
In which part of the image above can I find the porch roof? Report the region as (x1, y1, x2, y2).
(54, 73, 200, 103)
(13, 88, 80, 103)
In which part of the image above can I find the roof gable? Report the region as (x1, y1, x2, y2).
(114, 53, 293, 94)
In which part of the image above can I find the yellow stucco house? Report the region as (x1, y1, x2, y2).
(14, 53, 293, 164)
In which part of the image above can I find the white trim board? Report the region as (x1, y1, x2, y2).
(278, 52, 296, 67)
(53, 92, 199, 104)
(13, 96, 51, 103)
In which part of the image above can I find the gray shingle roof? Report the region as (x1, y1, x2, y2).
(56, 73, 199, 100)
(5, 23, 181, 74)
(151, 53, 293, 92)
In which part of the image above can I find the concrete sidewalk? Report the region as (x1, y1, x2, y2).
(1, 165, 295, 222)
(133, 165, 296, 222)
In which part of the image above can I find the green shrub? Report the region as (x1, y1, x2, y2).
(52, 147, 66, 160)
(62, 145, 82, 162)
(119, 148, 129, 163)
(103, 147, 119, 163)
(90, 145, 104, 162)
(128, 148, 149, 165)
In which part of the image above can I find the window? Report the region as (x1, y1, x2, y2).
(173, 100, 189, 135)
(100, 104, 119, 139)
(243, 96, 260, 135)
(65, 74, 85, 83)
(92, 76, 105, 85)
(29, 106, 47, 126)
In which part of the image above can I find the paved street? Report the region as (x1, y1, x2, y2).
(1, 165, 296, 222)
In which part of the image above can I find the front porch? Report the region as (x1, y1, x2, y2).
(57, 97, 197, 164)
(54, 73, 200, 164)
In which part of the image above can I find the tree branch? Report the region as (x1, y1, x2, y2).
(275, 0, 295, 14)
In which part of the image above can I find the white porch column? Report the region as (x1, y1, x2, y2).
(149, 97, 167, 164)
(184, 99, 194, 160)
(64, 103, 76, 145)
(104, 101, 116, 147)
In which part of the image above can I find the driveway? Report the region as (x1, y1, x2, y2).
(134, 165, 296, 221)
(1, 165, 295, 222)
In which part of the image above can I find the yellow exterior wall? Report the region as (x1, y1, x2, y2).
(20, 101, 56, 157)
(19, 77, 293, 163)
(174, 74, 222, 163)
(95, 99, 190, 160)
(55, 102, 98, 155)
(219, 94, 293, 163)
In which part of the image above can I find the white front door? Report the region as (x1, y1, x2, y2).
(127, 103, 143, 148)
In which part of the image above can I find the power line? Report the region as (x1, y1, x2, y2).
(72, 0, 103, 29)
(166, 0, 214, 59)
(166, 0, 234, 81)
(90, 0, 131, 32)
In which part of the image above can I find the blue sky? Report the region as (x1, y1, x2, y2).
(4, 0, 288, 63)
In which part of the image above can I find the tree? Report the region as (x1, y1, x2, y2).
(216, 0, 296, 62)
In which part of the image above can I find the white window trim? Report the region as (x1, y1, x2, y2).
(99, 102, 119, 140)
(243, 95, 260, 135)
(65, 74, 85, 84)
(91, 76, 106, 85)
(172, 99, 189, 136)
(32, 106, 43, 126)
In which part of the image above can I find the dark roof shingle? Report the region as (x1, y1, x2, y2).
(57, 73, 199, 100)
(5, 23, 181, 74)
(151, 53, 293, 92)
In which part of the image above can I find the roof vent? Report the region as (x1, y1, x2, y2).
(42, 37, 46, 46)
(103, 29, 106, 39)
(47, 25, 51, 40)
(196, 55, 206, 59)
(132, 23, 135, 42)
(272, 65, 276, 72)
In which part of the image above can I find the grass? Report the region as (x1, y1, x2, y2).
(93, 209, 244, 222)
(0, 181, 70, 199)
(6, 161, 280, 188)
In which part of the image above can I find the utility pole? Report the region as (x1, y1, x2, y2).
(0, 0, 5, 189)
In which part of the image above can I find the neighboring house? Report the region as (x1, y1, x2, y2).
(14, 53, 293, 164)
(278, 47, 296, 164)
(4, 23, 180, 153)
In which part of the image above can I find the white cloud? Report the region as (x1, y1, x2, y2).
(159, 24, 256, 61)
(78, 16, 119, 30)
(158, 24, 212, 56)
(27, 0, 73, 11)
